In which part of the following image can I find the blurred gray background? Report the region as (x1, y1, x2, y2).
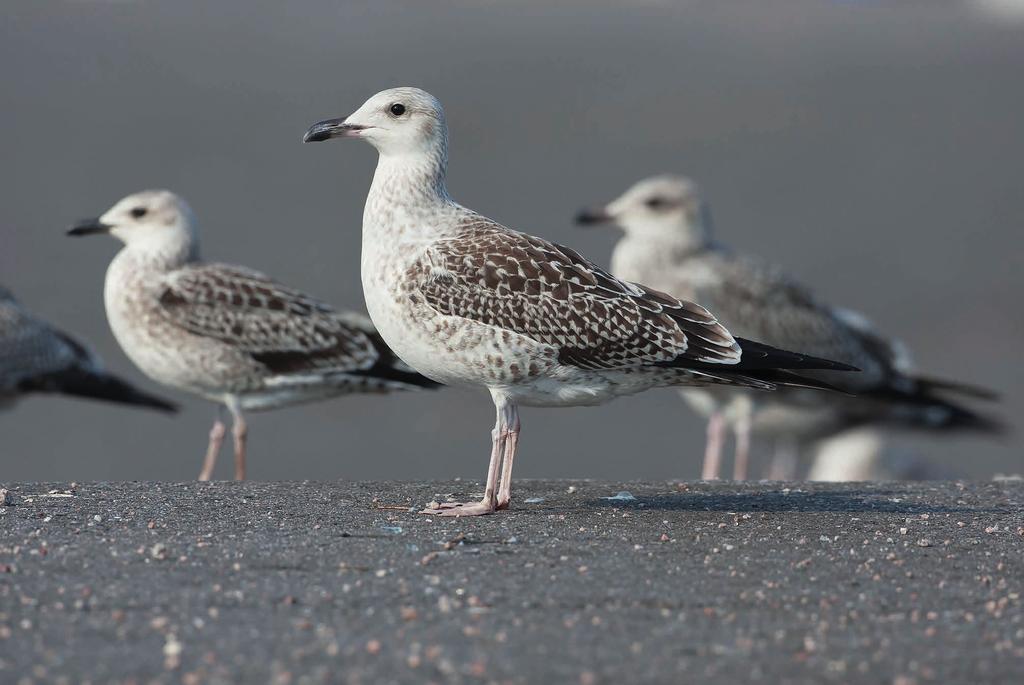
(2, 0, 1021, 481)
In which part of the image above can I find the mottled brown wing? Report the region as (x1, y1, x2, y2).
(157, 264, 380, 375)
(418, 219, 740, 371)
(677, 250, 890, 387)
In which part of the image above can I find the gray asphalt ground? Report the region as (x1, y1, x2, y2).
(0, 480, 1022, 684)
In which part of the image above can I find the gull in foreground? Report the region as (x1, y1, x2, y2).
(69, 190, 439, 480)
(304, 87, 856, 515)
(577, 175, 1001, 480)
(1, 285, 175, 413)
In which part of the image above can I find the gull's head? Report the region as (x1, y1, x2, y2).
(576, 175, 711, 243)
(303, 87, 446, 157)
(68, 190, 197, 253)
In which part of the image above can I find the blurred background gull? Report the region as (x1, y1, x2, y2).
(1, 0, 1020, 481)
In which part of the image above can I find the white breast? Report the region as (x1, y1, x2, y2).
(103, 253, 216, 396)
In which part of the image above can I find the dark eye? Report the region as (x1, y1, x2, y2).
(644, 197, 668, 210)
(130, 207, 148, 218)
(389, 103, 406, 116)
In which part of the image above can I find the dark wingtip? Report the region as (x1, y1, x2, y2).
(748, 369, 856, 395)
(914, 376, 1000, 402)
(866, 380, 1009, 437)
(355, 367, 444, 390)
(734, 338, 860, 372)
(83, 374, 179, 413)
(27, 369, 179, 413)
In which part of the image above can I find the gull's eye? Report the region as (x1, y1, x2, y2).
(130, 207, 148, 218)
(644, 197, 668, 210)
(389, 103, 407, 117)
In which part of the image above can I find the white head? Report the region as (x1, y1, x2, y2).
(576, 175, 713, 246)
(68, 190, 199, 263)
(304, 87, 447, 161)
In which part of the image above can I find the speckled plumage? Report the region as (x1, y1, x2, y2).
(613, 238, 898, 392)
(73, 190, 436, 479)
(0, 285, 174, 412)
(376, 209, 787, 407)
(109, 258, 425, 409)
(586, 174, 999, 478)
(306, 88, 853, 514)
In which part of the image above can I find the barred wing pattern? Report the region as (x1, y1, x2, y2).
(683, 250, 890, 387)
(157, 264, 382, 378)
(418, 218, 742, 371)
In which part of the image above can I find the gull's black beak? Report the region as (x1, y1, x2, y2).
(574, 207, 613, 226)
(67, 218, 112, 237)
(303, 117, 366, 143)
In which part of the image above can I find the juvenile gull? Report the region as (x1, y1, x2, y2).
(304, 87, 855, 515)
(0, 285, 175, 412)
(577, 175, 1001, 480)
(69, 190, 439, 480)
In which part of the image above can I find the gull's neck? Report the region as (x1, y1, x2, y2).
(113, 232, 200, 277)
(363, 137, 462, 249)
(610, 215, 716, 288)
(369, 147, 451, 206)
(619, 220, 711, 258)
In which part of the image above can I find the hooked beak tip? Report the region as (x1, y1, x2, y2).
(302, 128, 331, 143)
(303, 118, 365, 143)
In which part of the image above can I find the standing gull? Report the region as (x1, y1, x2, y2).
(303, 87, 856, 516)
(69, 190, 439, 480)
(576, 175, 1001, 479)
(0, 285, 175, 412)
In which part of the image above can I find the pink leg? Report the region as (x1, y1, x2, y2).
(496, 404, 521, 510)
(227, 399, 247, 481)
(422, 392, 515, 517)
(732, 414, 752, 481)
(421, 424, 501, 517)
(701, 412, 725, 480)
(198, 414, 226, 481)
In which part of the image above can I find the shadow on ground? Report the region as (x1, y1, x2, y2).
(584, 486, 991, 515)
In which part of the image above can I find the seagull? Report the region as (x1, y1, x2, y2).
(0, 285, 175, 413)
(303, 87, 856, 515)
(576, 174, 1001, 480)
(68, 190, 440, 480)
